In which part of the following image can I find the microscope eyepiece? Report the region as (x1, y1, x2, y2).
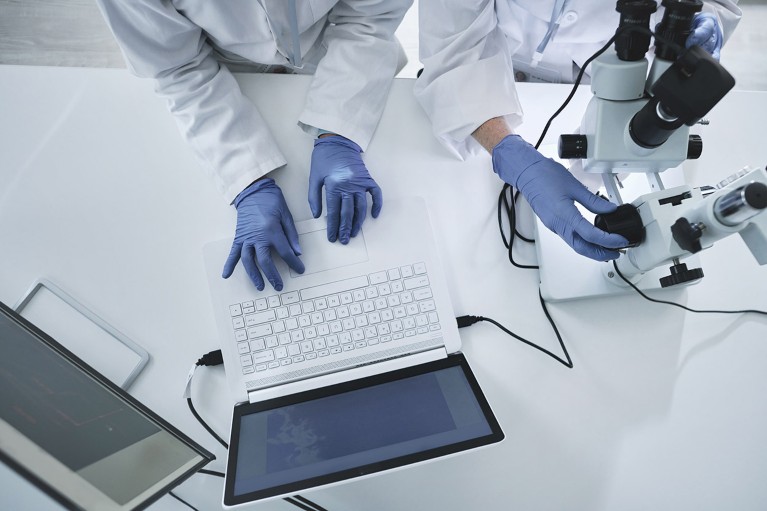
(655, 0, 703, 61)
(615, 0, 657, 61)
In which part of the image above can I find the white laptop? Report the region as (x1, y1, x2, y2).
(203, 196, 503, 507)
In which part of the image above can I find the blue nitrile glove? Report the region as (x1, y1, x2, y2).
(492, 135, 628, 261)
(308, 135, 383, 244)
(222, 178, 304, 291)
(686, 12, 723, 60)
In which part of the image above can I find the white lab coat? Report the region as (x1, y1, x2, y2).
(414, 0, 741, 159)
(95, 0, 411, 202)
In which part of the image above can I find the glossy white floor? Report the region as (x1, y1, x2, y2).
(0, 0, 765, 90)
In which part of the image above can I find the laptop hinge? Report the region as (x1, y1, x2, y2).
(247, 347, 447, 404)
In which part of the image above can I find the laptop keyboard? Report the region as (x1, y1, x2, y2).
(228, 262, 442, 376)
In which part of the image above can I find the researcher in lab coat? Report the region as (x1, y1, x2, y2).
(414, 0, 741, 261)
(96, 0, 411, 291)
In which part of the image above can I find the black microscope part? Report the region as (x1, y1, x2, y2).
(594, 203, 645, 247)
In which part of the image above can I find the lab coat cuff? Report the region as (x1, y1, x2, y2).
(298, 114, 373, 152)
(223, 155, 287, 204)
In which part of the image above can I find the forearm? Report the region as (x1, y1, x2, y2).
(472, 117, 513, 154)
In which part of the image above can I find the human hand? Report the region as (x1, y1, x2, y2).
(686, 12, 723, 60)
(222, 178, 304, 291)
(492, 135, 628, 261)
(308, 135, 383, 244)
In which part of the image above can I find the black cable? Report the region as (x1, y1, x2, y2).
(187, 397, 229, 449)
(612, 261, 767, 316)
(169, 491, 199, 511)
(457, 289, 573, 369)
(288, 495, 331, 511)
(198, 468, 225, 478)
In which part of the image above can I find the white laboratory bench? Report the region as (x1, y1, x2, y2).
(1, 65, 766, 511)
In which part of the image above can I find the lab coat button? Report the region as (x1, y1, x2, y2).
(563, 11, 578, 24)
(515, 71, 528, 82)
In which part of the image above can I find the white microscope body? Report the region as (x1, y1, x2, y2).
(536, 0, 767, 301)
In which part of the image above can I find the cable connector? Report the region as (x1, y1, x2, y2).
(196, 349, 223, 367)
(456, 315, 483, 328)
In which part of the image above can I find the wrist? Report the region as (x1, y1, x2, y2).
(234, 177, 275, 207)
(472, 117, 513, 153)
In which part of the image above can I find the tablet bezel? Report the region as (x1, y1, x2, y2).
(225, 352, 503, 505)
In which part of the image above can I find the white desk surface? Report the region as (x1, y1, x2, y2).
(1, 65, 766, 511)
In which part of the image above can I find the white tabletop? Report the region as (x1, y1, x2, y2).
(1, 65, 766, 511)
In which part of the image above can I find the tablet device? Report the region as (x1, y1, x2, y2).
(0, 301, 214, 511)
(225, 353, 503, 506)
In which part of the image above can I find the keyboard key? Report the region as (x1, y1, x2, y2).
(276, 307, 289, 319)
(242, 301, 254, 309)
(274, 347, 288, 359)
(229, 304, 243, 316)
(404, 275, 429, 290)
(377, 323, 391, 336)
(416, 326, 428, 334)
(278, 333, 291, 345)
(365, 287, 379, 299)
(393, 332, 404, 340)
(256, 364, 267, 372)
(266, 336, 279, 348)
(393, 306, 406, 319)
(329, 321, 343, 333)
(429, 324, 441, 331)
(387, 295, 401, 307)
(364, 326, 377, 338)
(237, 342, 250, 354)
(403, 317, 416, 329)
(388, 268, 401, 280)
(374, 298, 387, 310)
(281, 291, 300, 305)
(415, 315, 428, 327)
(327, 335, 340, 346)
(301, 341, 314, 353)
(314, 297, 328, 310)
(351, 329, 365, 341)
(232, 317, 245, 329)
(405, 329, 416, 337)
(268, 361, 280, 369)
(288, 344, 301, 356)
(428, 312, 439, 324)
(400, 265, 414, 278)
(381, 335, 392, 343)
(400, 291, 413, 304)
(285, 317, 298, 330)
(306, 353, 318, 360)
(289, 304, 302, 316)
(391, 281, 404, 293)
(353, 289, 366, 302)
(355, 315, 369, 327)
(314, 338, 327, 350)
(340, 292, 353, 305)
(391, 320, 403, 332)
(298, 315, 311, 328)
(302, 301, 315, 313)
(242, 305, 256, 314)
(243, 366, 255, 374)
(235, 330, 248, 342)
(368, 311, 381, 324)
(290, 330, 305, 342)
(336, 306, 350, 318)
(413, 262, 427, 274)
(281, 359, 292, 366)
(369, 271, 388, 285)
(240, 354, 253, 366)
(244, 310, 276, 326)
(350, 303, 363, 315)
(317, 324, 330, 336)
(419, 300, 436, 313)
(255, 298, 268, 311)
(267, 295, 281, 308)
(311, 312, 324, 324)
(327, 295, 341, 307)
(343, 344, 355, 352)
(324, 309, 337, 321)
(381, 309, 394, 321)
(304, 326, 317, 339)
(331, 347, 342, 354)
(378, 283, 391, 295)
(253, 350, 275, 363)
(318, 349, 330, 357)
(340, 332, 352, 344)
(250, 339, 266, 351)
(406, 304, 419, 315)
(355, 341, 368, 349)
(368, 338, 380, 345)
(412, 288, 433, 301)
(247, 324, 272, 338)
(292, 355, 305, 363)
(362, 301, 375, 313)
(273, 320, 286, 333)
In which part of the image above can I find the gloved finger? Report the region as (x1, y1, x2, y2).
(572, 216, 629, 249)
(272, 231, 305, 276)
(569, 235, 622, 261)
(222, 241, 243, 278)
(325, 191, 342, 242)
(281, 207, 302, 256)
(368, 182, 383, 218)
(255, 245, 283, 291)
(308, 175, 324, 218)
(351, 192, 367, 238)
(338, 194, 354, 245)
(570, 185, 618, 215)
(686, 17, 716, 48)
(241, 244, 266, 291)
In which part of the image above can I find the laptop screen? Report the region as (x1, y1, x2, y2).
(0, 301, 213, 511)
(225, 354, 503, 505)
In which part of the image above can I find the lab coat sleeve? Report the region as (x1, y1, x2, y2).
(701, 0, 742, 45)
(298, 0, 412, 151)
(95, 0, 287, 203)
(413, 0, 522, 159)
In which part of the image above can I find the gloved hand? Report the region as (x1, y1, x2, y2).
(222, 178, 304, 291)
(686, 12, 723, 60)
(492, 135, 628, 261)
(308, 135, 383, 244)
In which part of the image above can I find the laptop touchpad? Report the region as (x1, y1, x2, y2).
(290, 227, 369, 277)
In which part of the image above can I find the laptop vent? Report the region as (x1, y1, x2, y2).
(245, 337, 443, 389)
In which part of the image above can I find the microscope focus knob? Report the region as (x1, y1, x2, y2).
(594, 204, 644, 247)
(671, 217, 704, 253)
(558, 134, 588, 159)
(687, 134, 703, 159)
(659, 262, 705, 288)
